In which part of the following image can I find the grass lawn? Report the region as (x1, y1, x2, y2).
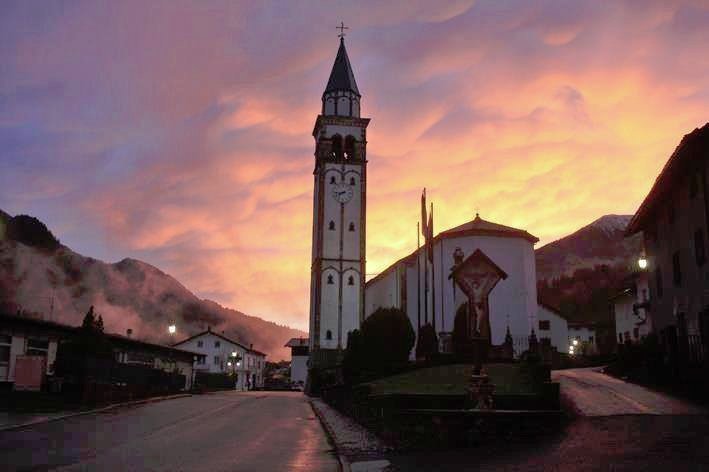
(365, 363, 546, 396)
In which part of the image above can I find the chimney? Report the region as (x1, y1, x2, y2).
(250, 343, 253, 350)
(126, 328, 132, 337)
(207, 326, 211, 332)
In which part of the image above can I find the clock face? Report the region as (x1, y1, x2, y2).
(332, 183, 354, 204)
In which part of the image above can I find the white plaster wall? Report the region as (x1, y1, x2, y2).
(568, 326, 597, 354)
(434, 235, 538, 346)
(322, 125, 363, 141)
(341, 262, 361, 348)
(319, 269, 339, 349)
(176, 333, 247, 374)
(365, 268, 400, 317)
(291, 355, 308, 385)
(537, 305, 569, 352)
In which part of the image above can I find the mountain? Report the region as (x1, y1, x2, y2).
(0, 210, 305, 361)
(535, 214, 643, 281)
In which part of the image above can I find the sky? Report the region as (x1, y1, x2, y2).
(2, 0, 709, 331)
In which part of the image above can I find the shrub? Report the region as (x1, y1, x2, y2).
(416, 323, 438, 360)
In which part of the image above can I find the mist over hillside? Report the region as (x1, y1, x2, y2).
(0, 210, 305, 361)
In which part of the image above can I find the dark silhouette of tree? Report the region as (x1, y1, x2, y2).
(416, 323, 438, 360)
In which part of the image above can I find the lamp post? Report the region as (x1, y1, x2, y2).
(168, 324, 176, 335)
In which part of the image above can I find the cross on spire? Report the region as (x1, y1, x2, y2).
(336, 21, 349, 39)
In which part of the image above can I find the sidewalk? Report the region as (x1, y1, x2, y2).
(309, 398, 391, 472)
(0, 393, 191, 432)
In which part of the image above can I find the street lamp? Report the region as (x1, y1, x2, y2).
(572, 339, 579, 347)
(168, 324, 176, 335)
(638, 257, 648, 270)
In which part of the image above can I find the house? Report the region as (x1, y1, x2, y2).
(0, 312, 203, 391)
(626, 123, 709, 364)
(568, 322, 598, 355)
(173, 328, 266, 390)
(611, 269, 652, 347)
(285, 337, 308, 387)
(537, 299, 570, 353)
(365, 214, 540, 358)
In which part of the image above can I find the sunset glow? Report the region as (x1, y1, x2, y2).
(2, 1, 709, 331)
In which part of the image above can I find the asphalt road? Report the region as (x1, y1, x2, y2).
(552, 366, 706, 415)
(385, 368, 709, 471)
(0, 391, 339, 472)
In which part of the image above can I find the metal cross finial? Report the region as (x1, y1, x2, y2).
(337, 21, 349, 39)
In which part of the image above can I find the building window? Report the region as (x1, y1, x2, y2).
(0, 334, 10, 368)
(348, 275, 354, 286)
(348, 222, 355, 232)
(214, 356, 220, 365)
(330, 176, 336, 184)
(197, 340, 203, 348)
(350, 177, 355, 185)
(538, 320, 550, 331)
(328, 220, 335, 231)
(327, 274, 334, 285)
(690, 173, 699, 198)
(672, 251, 682, 287)
(695, 229, 706, 266)
(618, 333, 623, 344)
(326, 330, 332, 340)
(656, 267, 663, 298)
(215, 341, 220, 348)
(27, 339, 49, 357)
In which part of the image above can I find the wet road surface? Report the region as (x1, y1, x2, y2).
(385, 368, 709, 470)
(0, 391, 339, 471)
(552, 367, 706, 415)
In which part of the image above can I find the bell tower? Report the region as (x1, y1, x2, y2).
(309, 35, 370, 365)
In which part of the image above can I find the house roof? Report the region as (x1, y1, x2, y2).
(439, 214, 539, 243)
(0, 312, 203, 360)
(172, 328, 266, 358)
(285, 337, 308, 348)
(324, 38, 360, 97)
(537, 297, 571, 320)
(627, 123, 709, 235)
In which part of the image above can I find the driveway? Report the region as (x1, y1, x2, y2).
(0, 391, 339, 471)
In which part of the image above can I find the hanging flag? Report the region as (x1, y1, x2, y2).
(421, 188, 427, 237)
(427, 202, 434, 262)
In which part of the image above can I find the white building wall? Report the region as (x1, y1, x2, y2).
(537, 305, 569, 353)
(365, 233, 538, 359)
(434, 235, 537, 347)
(290, 355, 308, 386)
(568, 326, 597, 355)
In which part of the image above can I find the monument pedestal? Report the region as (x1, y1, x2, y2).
(467, 373, 495, 410)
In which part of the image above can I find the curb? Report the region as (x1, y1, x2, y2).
(308, 399, 351, 472)
(0, 393, 192, 432)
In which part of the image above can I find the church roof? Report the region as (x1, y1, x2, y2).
(324, 38, 360, 97)
(438, 214, 539, 243)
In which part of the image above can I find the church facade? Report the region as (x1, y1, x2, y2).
(308, 37, 369, 361)
(365, 215, 542, 358)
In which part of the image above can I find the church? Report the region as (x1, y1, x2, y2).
(308, 34, 553, 372)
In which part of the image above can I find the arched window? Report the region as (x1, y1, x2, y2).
(330, 176, 336, 184)
(326, 330, 332, 340)
(328, 220, 335, 231)
(348, 275, 355, 286)
(344, 135, 356, 160)
(327, 274, 334, 285)
(350, 177, 355, 185)
(331, 135, 343, 160)
(348, 222, 355, 232)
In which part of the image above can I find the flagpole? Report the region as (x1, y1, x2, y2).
(417, 222, 421, 334)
